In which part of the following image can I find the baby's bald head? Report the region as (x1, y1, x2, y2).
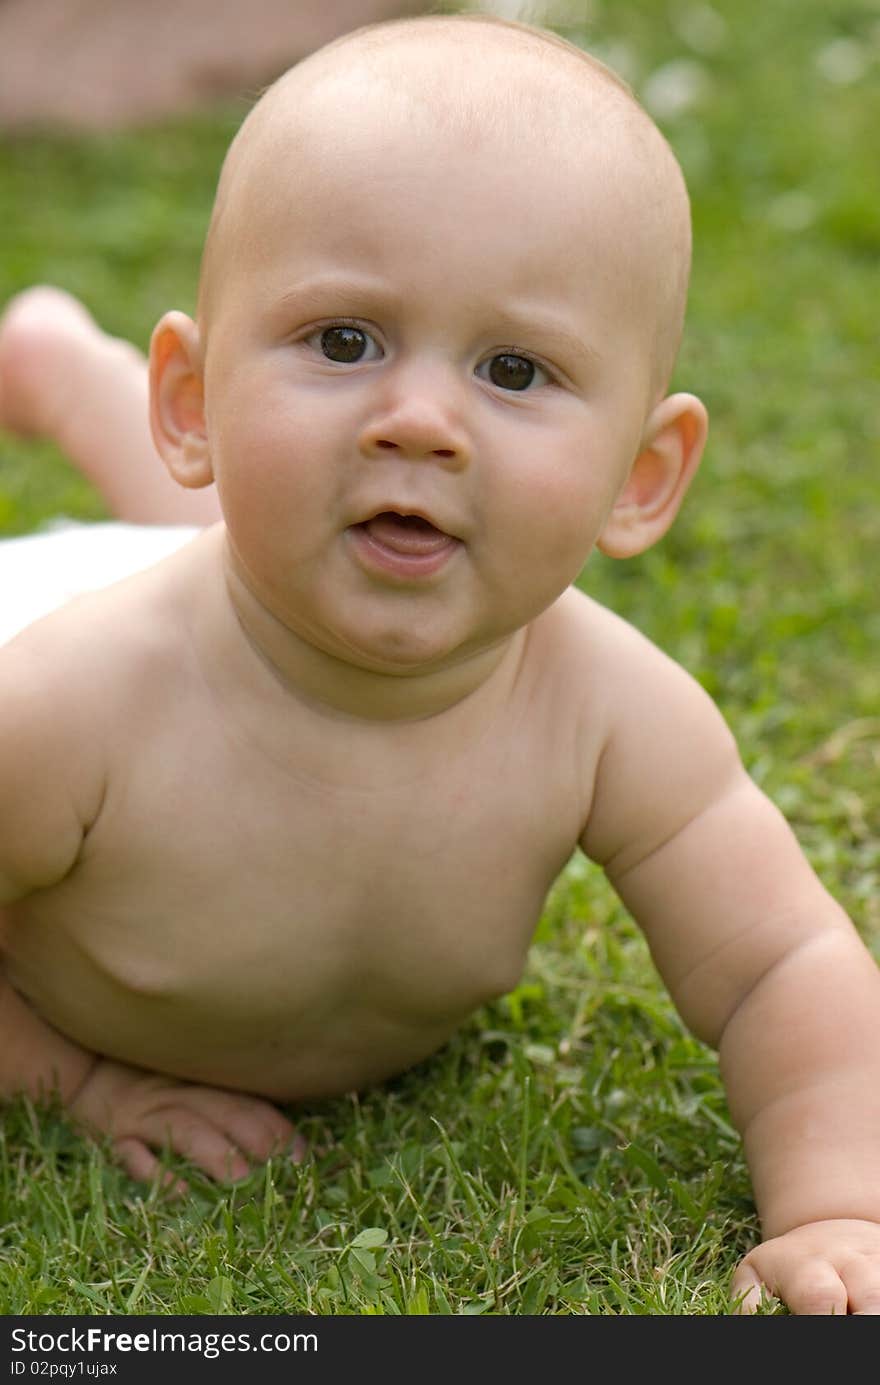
(197, 13, 692, 395)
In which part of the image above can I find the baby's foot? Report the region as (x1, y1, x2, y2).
(0, 286, 101, 437)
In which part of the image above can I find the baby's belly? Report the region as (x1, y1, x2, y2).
(33, 979, 473, 1100)
(2, 884, 543, 1100)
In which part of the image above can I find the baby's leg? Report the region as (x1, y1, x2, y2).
(0, 287, 221, 525)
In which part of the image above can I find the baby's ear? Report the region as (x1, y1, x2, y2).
(597, 393, 708, 559)
(149, 312, 213, 489)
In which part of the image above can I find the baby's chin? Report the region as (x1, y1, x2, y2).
(293, 610, 525, 720)
(320, 619, 487, 680)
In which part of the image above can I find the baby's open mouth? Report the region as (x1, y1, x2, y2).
(356, 511, 452, 556)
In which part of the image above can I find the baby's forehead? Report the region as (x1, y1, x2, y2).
(220, 24, 669, 268)
(249, 19, 641, 164)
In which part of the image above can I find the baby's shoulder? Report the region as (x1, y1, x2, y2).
(542, 590, 742, 870)
(543, 584, 732, 737)
(532, 585, 690, 697)
(0, 579, 171, 887)
(0, 538, 202, 728)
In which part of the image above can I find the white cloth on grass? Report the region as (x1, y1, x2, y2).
(0, 520, 199, 646)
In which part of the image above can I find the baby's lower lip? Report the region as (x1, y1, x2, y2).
(348, 513, 461, 578)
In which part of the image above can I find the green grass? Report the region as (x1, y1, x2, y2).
(0, 0, 878, 1315)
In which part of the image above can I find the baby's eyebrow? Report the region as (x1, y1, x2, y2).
(275, 274, 392, 317)
(487, 310, 602, 370)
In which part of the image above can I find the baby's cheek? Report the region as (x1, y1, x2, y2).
(216, 420, 324, 527)
(523, 474, 607, 569)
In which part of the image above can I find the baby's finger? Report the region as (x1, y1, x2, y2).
(777, 1260, 848, 1316)
(113, 1136, 188, 1196)
(225, 1109, 306, 1165)
(730, 1261, 769, 1314)
(841, 1257, 880, 1315)
(113, 1135, 161, 1183)
(177, 1088, 302, 1164)
(138, 1109, 252, 1183)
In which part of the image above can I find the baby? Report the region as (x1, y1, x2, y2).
(2, 13, 880, 1316)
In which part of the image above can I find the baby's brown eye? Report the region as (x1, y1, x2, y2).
(320, 326, 368, 362)
(487, 354, 536, 391)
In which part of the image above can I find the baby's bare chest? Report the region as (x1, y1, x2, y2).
(92, 758, 566, 997)
(7, 711, 588, 1092)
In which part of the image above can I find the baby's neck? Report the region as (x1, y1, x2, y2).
(213, 533, 523, 724)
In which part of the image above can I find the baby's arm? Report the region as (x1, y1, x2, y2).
(581, 620, 880, 1314)
(0, 630, 297, 1185)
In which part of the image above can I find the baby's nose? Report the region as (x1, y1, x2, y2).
(359, 381, 470, 467)
(371, 435, 457, 460)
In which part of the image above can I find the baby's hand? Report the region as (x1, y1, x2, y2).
(69, 1057, 303, 1189)
(732, 1220, 880, 1314)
